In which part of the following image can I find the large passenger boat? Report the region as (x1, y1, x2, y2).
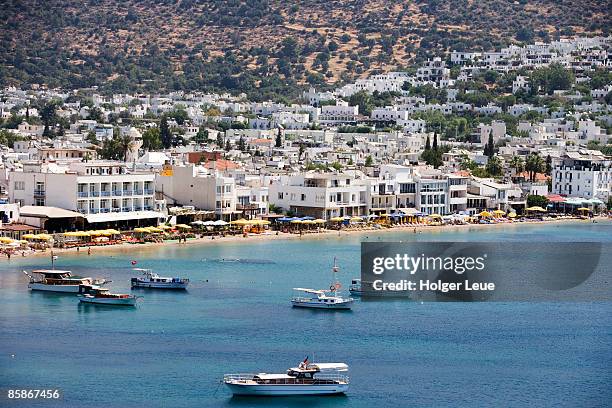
(23, 270, 106, 293)
(223, 359, 349, 396)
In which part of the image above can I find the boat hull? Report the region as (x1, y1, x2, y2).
(29, 283, 82, 293)
(79, 297, 137, 306)
(225, 382, 348, 396)
(291, 300, 353, 310)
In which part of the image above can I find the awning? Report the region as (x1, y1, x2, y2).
(20, 206, 84, 219)
(86, 211, 165, 223)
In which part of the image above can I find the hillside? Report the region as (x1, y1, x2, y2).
(0, 0, 608, 101)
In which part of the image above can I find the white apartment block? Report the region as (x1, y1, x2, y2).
(319, 103, 359, 125)
(552, 155, 611, 200)
(155, 164, 238, 219)
(8, 161, 164, 225)
(269, 172, 368, 219)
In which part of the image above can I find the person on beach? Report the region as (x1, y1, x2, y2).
(87, 247, 91, 255)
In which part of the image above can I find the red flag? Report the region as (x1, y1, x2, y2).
(131, 260, 137, 265)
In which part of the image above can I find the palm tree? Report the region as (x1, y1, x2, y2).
(119, 134, 135, 162)
(525, 153, 544, 182)
(509, 155, 525, 175)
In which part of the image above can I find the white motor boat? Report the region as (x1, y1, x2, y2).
(78, 288, 138, 306)
(291, 288, 354, 309)
(224, 360, 349, 396)
(130, 268, 189, 290)
(291, 258, 353, 309)
(23, 269, 106, 293)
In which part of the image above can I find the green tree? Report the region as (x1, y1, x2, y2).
(85, 131, 99, 145)
(216, 133, 224, 148)
(275, 128, 282, 147)
(545, 155, 552, 175)
(193, 128, 209, 144)
(527, 194, 549, 208)
(525, 153, 545, 182)
(160, 116, 171, 149)
(509, 155, 525, 174)
(237, 135, 246, 151)
(348, 91, 373, 116)
(530, 64, 574, 95)
(225, 139, 231, 151)
(485, 156, 503, 177)
(142, 128, 162, 151)
(365, 155, 374, 166)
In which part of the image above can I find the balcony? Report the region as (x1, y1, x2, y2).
(33, 189, 46, 196)
(100, 191, 111, 197)
(100, 208, 110, 213)
(144, 188, 154, 195)
(111, 207, 121, 213)
(90, 208, 99, 214)
(134, 189, 143, 195)
(122, 207, 131, 212)
(133, 206, 142, 211)
(123, 190, 133, 196)
(112, 190, 122, 196)
(78, 192, 88, 198)
(90, 191, 100, 197)
(77, 208, 88, 214)
(144, 206, 153, 211)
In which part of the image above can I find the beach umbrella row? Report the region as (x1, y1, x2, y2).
(22, 233, 53, 241)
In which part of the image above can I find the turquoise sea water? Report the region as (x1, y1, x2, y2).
(1, 221, 611, 407)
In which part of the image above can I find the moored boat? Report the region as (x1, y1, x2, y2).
(130, 268, 189, 290)
(23, 269, 106, 293)
(291, 288, 354, 309)
(78, 288, 138, 306)
(224, 359, 349, 396)
(291, 258, 353, 309)
(349, 278, 363, 296)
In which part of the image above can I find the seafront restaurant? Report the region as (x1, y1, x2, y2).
(546, 194, 605, 215)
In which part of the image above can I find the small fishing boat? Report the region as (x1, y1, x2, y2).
(291, 288, 354, 309)
(23, 269, 106, 293)
(291, 258, 353, 309)
(78, 287, 138, 306)
(224, 358, 349, 396)
(130, 268, 189, 290)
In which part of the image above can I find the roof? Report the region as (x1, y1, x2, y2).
(0, 223, 40, 231)
(202, 159, 240, 171)
(20, 206, 83, 219)
(86, 210, 164, 223)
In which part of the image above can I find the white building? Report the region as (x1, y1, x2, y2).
(269, 172, 368, 219)
(8, 161, 164, 226)
(552, 154, 611, 200)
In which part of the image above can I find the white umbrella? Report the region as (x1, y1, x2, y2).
(203, 221, 216, 226)
(213, 220, 228, 226)
(191, 220, 205, 225)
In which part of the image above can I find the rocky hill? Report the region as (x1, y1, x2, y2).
(0, 0, 608, 100)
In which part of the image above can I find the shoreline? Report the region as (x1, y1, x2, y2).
(3, 216, 604, 261)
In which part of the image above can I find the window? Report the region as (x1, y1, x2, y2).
(35, 198, 45, 206)
(301, 194, 306, 201)
(14, 181, 25, 190)
(278, 192, 284, 199)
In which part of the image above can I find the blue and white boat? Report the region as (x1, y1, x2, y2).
(130, 268, 189, 290)
(224, 360, 349, 396)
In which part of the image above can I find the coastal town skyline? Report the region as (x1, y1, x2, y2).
(0, 35, 610, 240)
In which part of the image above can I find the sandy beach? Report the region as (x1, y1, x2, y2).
(3, 216, 603, 261)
